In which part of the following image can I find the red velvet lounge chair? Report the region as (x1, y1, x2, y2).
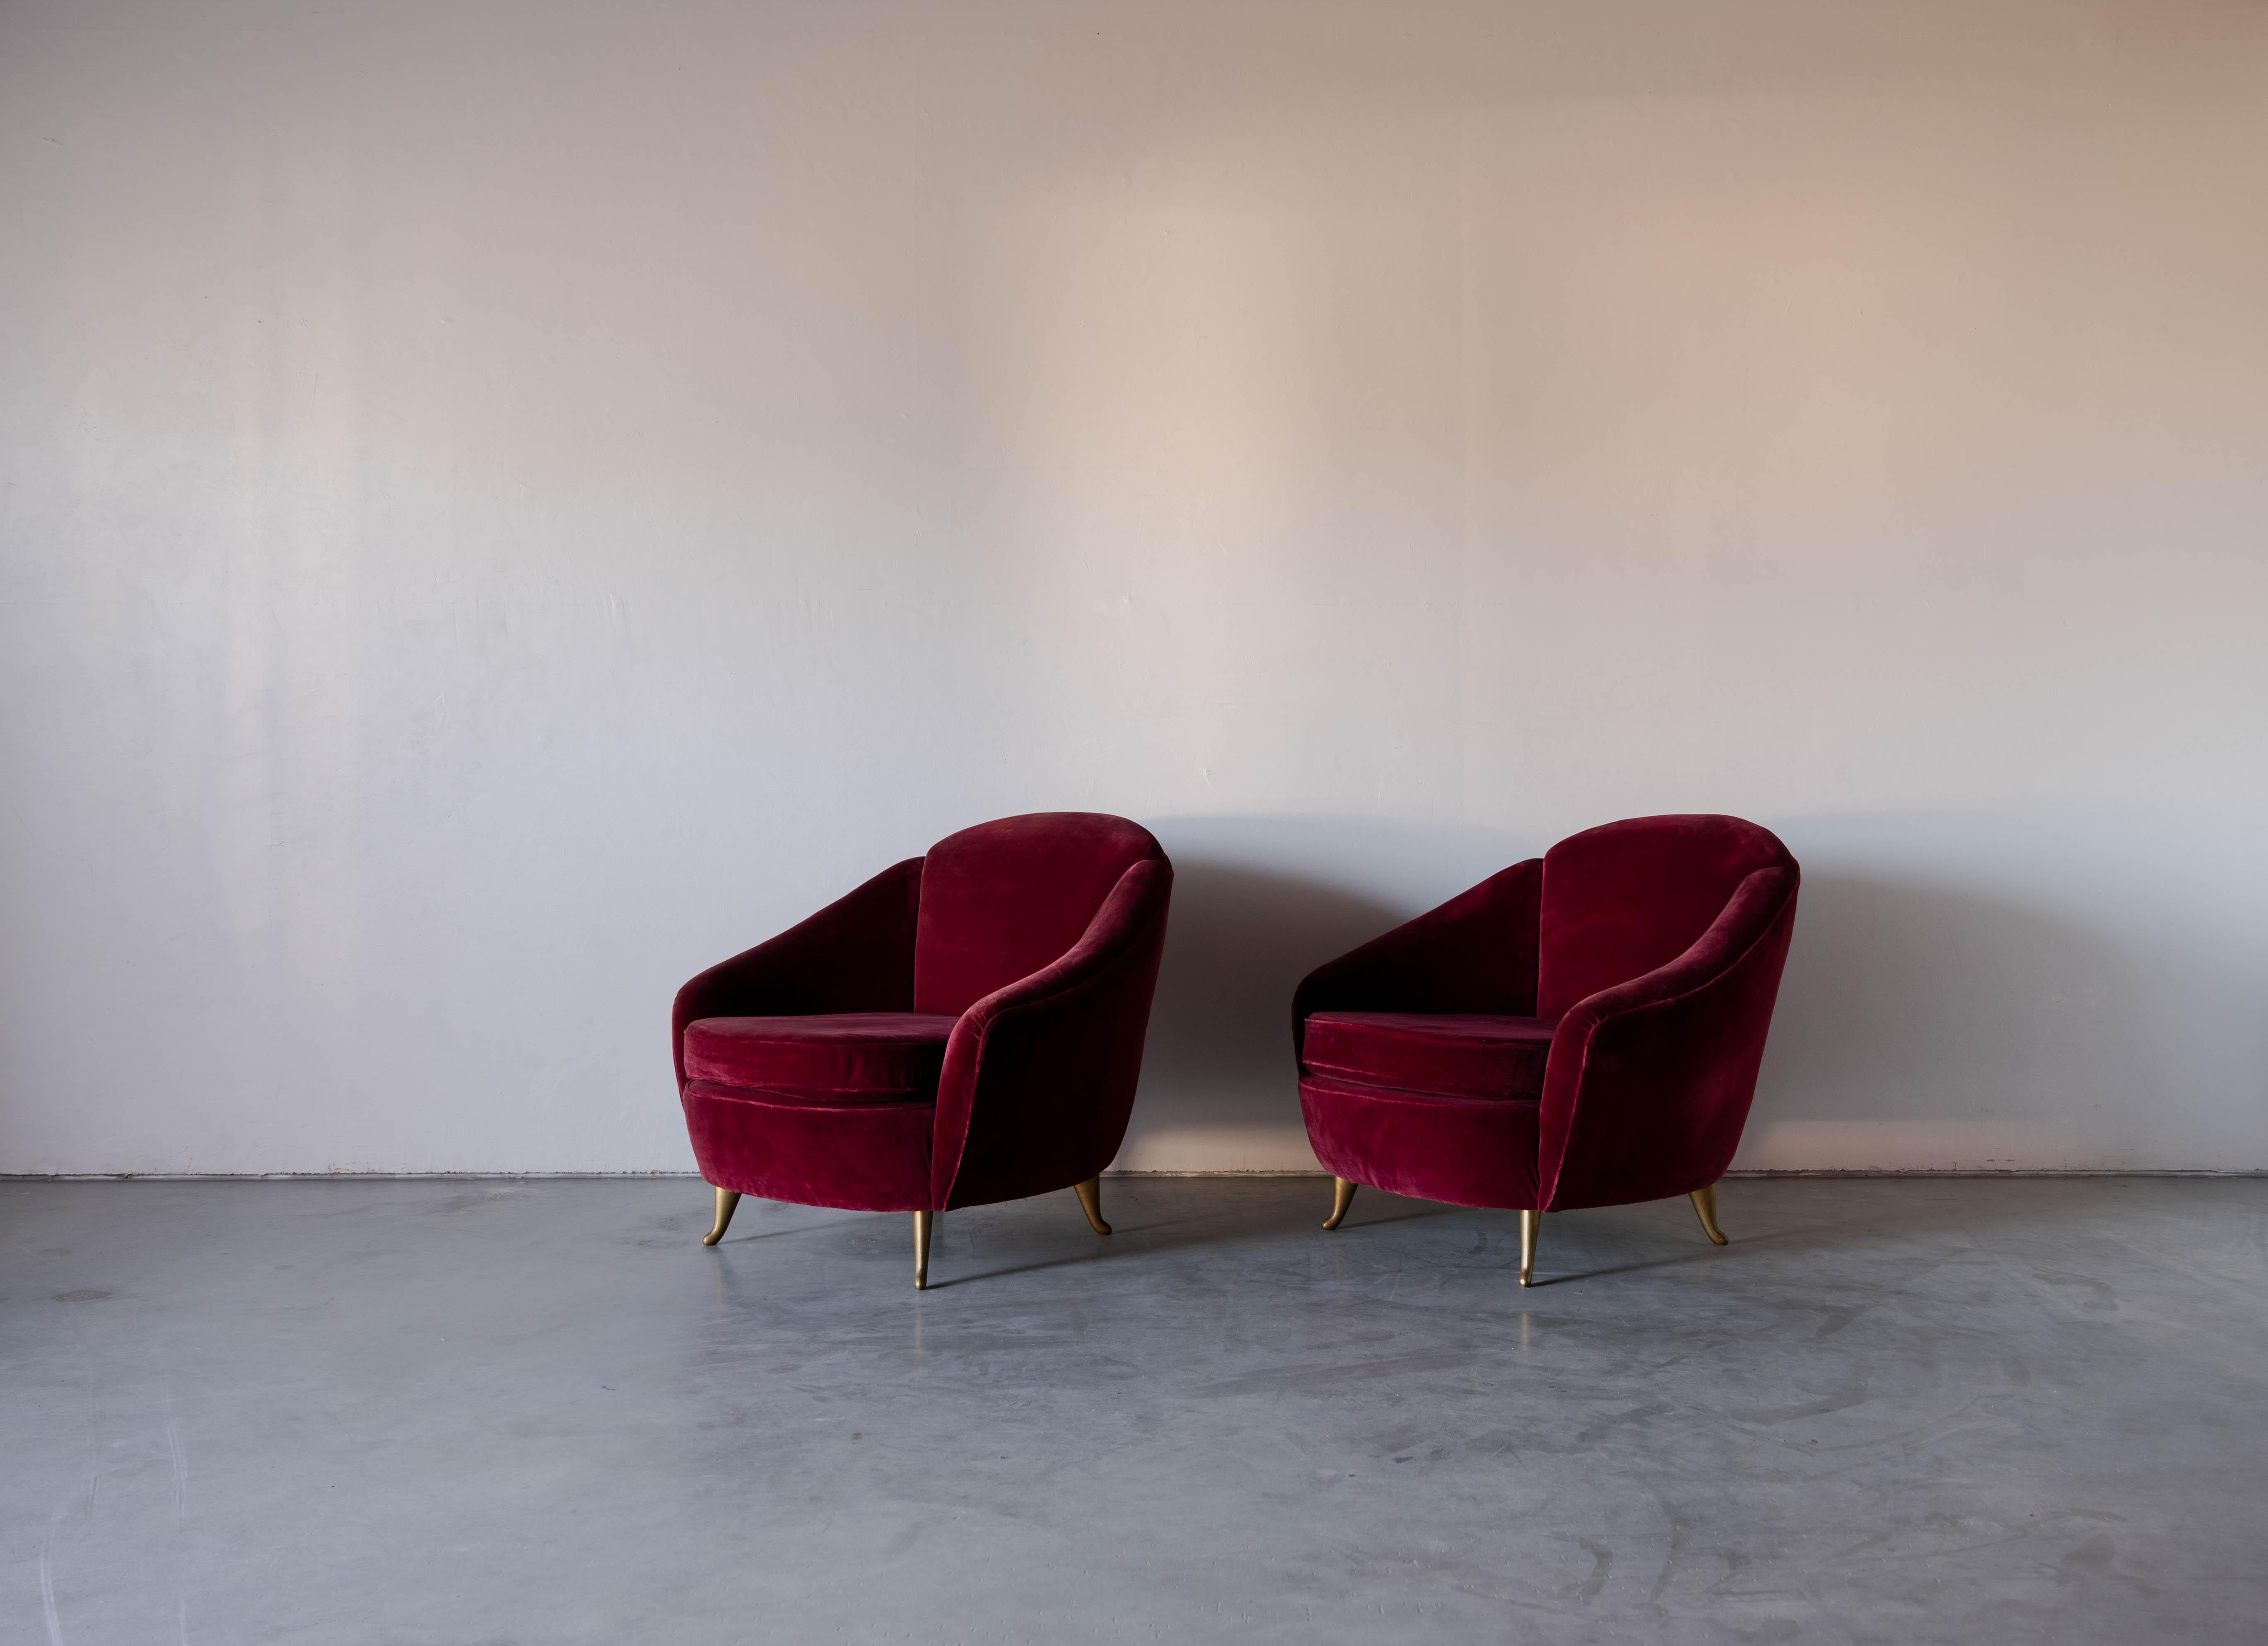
(674, 813, 1173, 1287)
(1293, 815, 1798, 1285)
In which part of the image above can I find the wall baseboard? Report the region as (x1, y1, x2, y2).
(4, 1168, 2263, 1182)
(1723, 1167, 2268, 1178)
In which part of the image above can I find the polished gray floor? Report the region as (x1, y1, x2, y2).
(5, 1176, 2265, 1644)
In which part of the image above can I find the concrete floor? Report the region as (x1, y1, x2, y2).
(5, 1176, 2265, 1644)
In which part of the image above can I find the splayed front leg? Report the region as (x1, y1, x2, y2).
(702, 1187, 741, 1247)
(1074, 1177, 1112, 1235)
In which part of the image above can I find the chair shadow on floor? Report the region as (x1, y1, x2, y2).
(1267, 1171, 2149, 1289)
(697, 1174, 2171, 1297)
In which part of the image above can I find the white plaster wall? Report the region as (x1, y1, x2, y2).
(4, 0, 2265, 1175)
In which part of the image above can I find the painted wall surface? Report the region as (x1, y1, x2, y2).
(5, 0, 2266, 1175)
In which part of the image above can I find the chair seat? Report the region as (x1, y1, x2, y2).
(1301, 1012, 1558, 1101)
(683, 1012, 959, 1103)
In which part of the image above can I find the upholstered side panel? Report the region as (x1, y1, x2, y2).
(1537, 816, 1794, 1019)
(912, 812, 1165, 1017)
(1539, 867, 1800, 1211)
(930, 856, 1173, 1209)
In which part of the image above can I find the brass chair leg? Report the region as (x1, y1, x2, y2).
(1322, 1177, 1357, 1231)
(913, 1209, 933, 1289)
(1519, 1208, 1540, 1287)
(1691, 1183, 1729, 1246)
(1074, 1177, 1112, 1235)
(702, 1187, 741, 1246)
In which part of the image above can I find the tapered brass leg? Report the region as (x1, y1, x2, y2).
(912, 1209, 933, 1289)
(1519, 1208, 1540, 1287)
(1074, 1177, 1112, 1236)
(1322, 1177, 1358, 1231)
(702, 1187, 741, 1246)
(1691, 1183, 1729, 1246)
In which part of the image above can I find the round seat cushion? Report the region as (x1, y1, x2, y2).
(1301, 1011, 1558, 1102)
(682, 1012, 958, 1103)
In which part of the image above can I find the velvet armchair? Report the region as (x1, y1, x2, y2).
(1293, 815, 1798, 1285)
(674, 812, 1173, 1287)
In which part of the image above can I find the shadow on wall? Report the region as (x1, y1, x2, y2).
(1113, 811, 2258, 1174)
(1744, 870, 2160, 1171)
(1115, 812, 1529, 1173)
(1123, 858, 1401, 1173)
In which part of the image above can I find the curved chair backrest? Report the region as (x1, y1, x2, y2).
(1537, 815, 1795, 1019)
(913, 812, 1166, 1016)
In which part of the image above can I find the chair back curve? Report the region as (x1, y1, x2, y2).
(912, 812, 1167, 1016)
(1537, 814, 1796, 1018)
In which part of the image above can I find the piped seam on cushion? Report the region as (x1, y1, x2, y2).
(1298, 1058, 1545, 1102)
(683, 1081, 941, 1112)
(1299, 1072, 1544, 1109)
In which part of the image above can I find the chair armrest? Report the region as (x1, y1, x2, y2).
(670, 857, 924, 1087)
(1537, 866, 1800, 1210)
(931, 858, 1174, 1208)
(1290, 860, 1542, 1058)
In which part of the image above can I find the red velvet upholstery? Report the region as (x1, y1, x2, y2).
(1301, 1012, 1556, 1101)
(674, 814, 1173, 1217)
(913, 813, 1163, 1016)
(680, 1082, 939, 1212)
(671, 857, 923, 1090)
(1538, 813, 1793, 1019)
(1293, 861, 1542, 1020)
(681, 1013, 957, 1102)
(1299, 1077, 1543, 1211)
(1294, 815, 1798, 1215)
